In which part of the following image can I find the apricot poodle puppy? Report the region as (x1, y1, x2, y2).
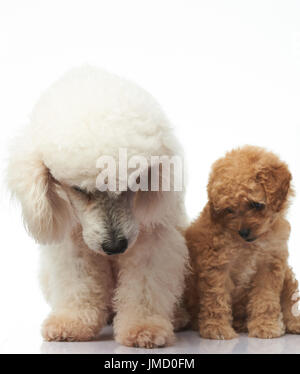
(185, 146, 300, 339)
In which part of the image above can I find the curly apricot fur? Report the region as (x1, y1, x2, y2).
(184, 146, 300, 339)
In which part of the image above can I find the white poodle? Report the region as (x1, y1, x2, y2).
(7, 66, 188, 348)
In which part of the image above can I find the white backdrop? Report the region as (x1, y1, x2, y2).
(0, 0, 299, 351)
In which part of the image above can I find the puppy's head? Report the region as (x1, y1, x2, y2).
(207, 146, 293, 243)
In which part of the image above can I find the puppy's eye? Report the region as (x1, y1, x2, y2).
(250, 201, 265, 211)
(225, 208, 234, 214)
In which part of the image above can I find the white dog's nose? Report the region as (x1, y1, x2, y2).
(102, 238, 128, 255)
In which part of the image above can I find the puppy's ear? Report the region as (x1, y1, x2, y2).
(256, 162, 292, 212)
(207, 175, 223, 221)
(209, 201, 219, 221)
(7, 151, 71, 244)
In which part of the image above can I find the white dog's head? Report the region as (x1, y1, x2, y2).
(7, 67, 185, 255)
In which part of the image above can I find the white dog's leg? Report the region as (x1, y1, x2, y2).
(40, 236, 113, 341)
(113, 226, 188, 348)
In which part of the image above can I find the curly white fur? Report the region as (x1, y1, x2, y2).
(7, 66, 188, 347)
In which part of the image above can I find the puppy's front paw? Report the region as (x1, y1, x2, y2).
(286, 319, 300, 334)
(248, 319, 285, 339)
(116, 320, 175, 348)
(199, 321, 238, 340)
(42, 313, 101, 342)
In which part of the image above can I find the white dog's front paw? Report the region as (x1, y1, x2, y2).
(115, 318, 175, 348)
(42, 313, 102, 342)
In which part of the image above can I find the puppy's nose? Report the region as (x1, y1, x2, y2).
(239, 228, 251, 240)
(102, 238, 128, 255)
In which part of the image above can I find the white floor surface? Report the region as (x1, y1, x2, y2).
(1, 324, 300, 354)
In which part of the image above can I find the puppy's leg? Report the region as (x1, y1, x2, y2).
(197, 267, 237, 340)
(182, 267, 199, 331)
(40, 238, 113, 341)
(281, 266, 300, 334)
(113, 227, 188, 348)
(232, 293, 248, 333)
(247, 258, 285, 339)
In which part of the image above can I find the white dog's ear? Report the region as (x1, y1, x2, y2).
(133, 189, 175, 227)
(7, 151, 71, 244)
(131, 163, 183, 227)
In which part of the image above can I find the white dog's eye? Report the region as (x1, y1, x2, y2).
(72, 186, 86, 193)
(72, 186, 92, 199)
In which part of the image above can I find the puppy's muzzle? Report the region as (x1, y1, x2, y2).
(102, 238, 128, 255)
(239, 228, 251, 239)
(239, 228, 256, 242)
